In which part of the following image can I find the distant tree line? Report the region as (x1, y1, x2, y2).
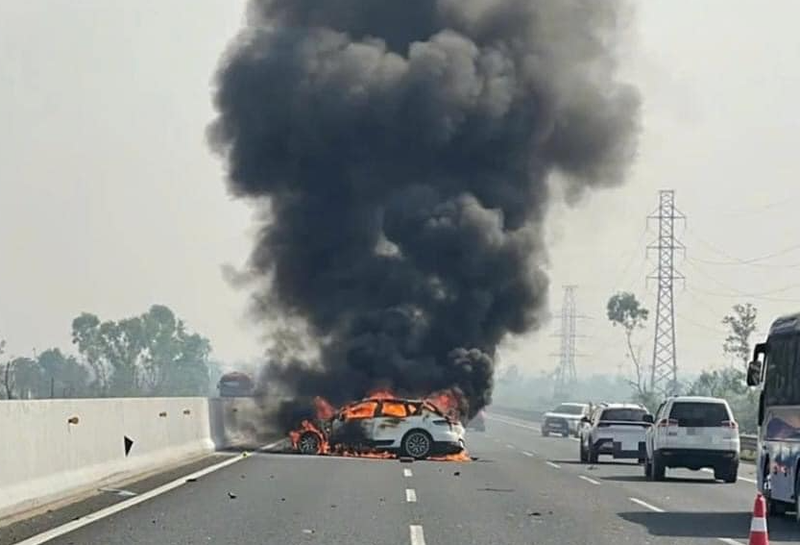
(0, 305, 214, 400)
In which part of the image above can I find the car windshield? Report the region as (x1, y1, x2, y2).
(669, 402, 729, 427)
(601, 408, 647, 422)
(554, 404, 585, 415)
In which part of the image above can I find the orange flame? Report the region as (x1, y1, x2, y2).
(366, 388, 398, 400)
(289, 419, 329, 454)
(314, 396, 336, 420)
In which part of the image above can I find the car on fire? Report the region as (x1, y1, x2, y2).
(295, 397, 466, 459)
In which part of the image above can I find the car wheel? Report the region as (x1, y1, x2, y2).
(652, 452, 666, 481)
(297, 431, 322, 455)
(579, 441, 588, 463)
(644, 457, 653, 479)
(402, 430, 433, 459)
(716, 463, 738, 484)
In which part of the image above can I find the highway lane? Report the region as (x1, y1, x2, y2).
(484, 412, 800, 545)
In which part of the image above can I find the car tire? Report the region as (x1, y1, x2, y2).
(644, 457, 653, 479)
(652, 452, 666, 481)
(402, 430, 433, 459)
(297, 431, 322, 455)
(716, 463, 738, 484)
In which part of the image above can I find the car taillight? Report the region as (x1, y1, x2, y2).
(658, 418, 678, 428)
(721, 420, 738, 429)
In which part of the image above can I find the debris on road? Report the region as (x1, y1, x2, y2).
(227, 492, 237, 499)
(453, 471, 461, 476)
(399, 456, 415, 463)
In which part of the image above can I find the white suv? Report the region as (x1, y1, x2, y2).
(644, 396, 740, 483)
(579, 403, 651, 463)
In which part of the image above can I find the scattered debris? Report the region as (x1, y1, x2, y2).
(186, 478, 197, 483)
(302, 529, 315, 535)
(123, 436, 134, 457)
(330, 504, 337, 509)
(399, 456, 414, 463)
(528, 511, 541, 517)
(240, 474, 246, 479)
(281, 498, 286, 502)
(453, 471, 461, 477)
(269, 475, 275, 479)
(227, 492, 237, 499)
(470, 456, 480, 461)
(478, 488, 515, 493)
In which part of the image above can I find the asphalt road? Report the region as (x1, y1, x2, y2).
(6, 412, 799, 545)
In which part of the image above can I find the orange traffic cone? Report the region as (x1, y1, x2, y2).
(748, 493, 769, 545)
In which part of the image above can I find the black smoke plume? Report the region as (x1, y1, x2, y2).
(210, 0, 639, 422)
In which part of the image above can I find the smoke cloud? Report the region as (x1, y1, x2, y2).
(210, 0, 639, 420)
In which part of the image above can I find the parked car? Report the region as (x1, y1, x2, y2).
(296, 398, 466, 459)
(579, 403, 650, 463)
(644, 396, 740, 483)
(542, 402, 591, 437)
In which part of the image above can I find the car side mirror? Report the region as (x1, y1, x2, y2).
(747, 360, 763, 387)
(643, 414, 654, 424)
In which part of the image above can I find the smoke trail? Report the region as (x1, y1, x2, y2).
(210, 0, 639, 420)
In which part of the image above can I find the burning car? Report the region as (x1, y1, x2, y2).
(292, 397, 466, 460)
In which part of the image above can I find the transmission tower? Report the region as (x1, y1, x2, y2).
(553, 285, 578, 400)
(648, 190, 685, 396)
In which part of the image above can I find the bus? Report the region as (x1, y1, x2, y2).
(747, 312, 800, 520)
(217, 372, 254, 398)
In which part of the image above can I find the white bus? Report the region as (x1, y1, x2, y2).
(747, 312, 800, 521)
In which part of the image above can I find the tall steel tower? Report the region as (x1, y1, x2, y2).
(648, 190, 684, 396)
(553, 285, 578, 400)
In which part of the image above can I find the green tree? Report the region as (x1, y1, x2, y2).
(10, 357, 44, 399)
(607, 292, 650, 398)
(72, 305, 211, 397)
(37, 349, 91, 398)
(721, 303, 758, 367)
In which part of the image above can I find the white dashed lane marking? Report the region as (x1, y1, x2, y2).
(409, 525, 426, 545)
(546, 461, 561, 469)
(578, 475, 601, 486)
(406, 488, 417, 503)
(629, 497, 665, 513)
(403, 468, 413, 478)
(506, 444, 515, 449)
(522, 451, 535, 457)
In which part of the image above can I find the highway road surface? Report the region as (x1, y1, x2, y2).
(5, 412, 799, 545)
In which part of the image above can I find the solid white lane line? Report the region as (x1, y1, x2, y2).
(506, 444, 516, 449)
(629, 497, 665, 513)
(258, 439, 287, 452)
(546, 461, 561, 469)
(570, 437, 580, 442)
(406, 489, 417, 503)
(14, 449, 259, 545)
(718, 538, 745, 545)
(578, 475, 601, 486)
(409, 525, 426, 545)
(485, 414, 540, 431)
(522, 451, 535, 457)
(403, 468, 413, 478)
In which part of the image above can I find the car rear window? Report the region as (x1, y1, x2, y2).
(669, 402, 729, 427)
(601, 408, 647, 422)
(343, 401, 379, 419)
(554, 404, 585, 415)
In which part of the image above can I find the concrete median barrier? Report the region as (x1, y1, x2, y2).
(0, 398, 217, 519)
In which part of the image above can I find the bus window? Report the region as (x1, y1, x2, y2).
(765, 335, 799, 406)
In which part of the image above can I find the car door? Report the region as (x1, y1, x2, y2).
(649, 402, 667, 456)
(369, 400, 411, 448)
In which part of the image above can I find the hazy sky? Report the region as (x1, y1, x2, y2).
(2, 1, 799, 383)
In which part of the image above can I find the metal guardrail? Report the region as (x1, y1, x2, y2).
(740, 434, 757, 452)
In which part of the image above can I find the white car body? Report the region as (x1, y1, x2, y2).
(579, 403, 650, 463)
(541, 402, 591, 437)
(644, 396, 740, 482)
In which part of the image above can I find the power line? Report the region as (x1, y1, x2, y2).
(688, 233, 800, 267)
